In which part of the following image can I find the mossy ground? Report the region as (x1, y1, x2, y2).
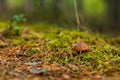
(0, 22, 120, 80)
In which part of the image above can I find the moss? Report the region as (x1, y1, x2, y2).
(0, 22, 120, 76)
(26, 48, 40, 55)
(11, 38, 26, 46)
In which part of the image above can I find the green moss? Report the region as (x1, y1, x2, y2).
(0, 22, 120, 75)
(11, 38, 25, 46)
(26, 48, 40, 55)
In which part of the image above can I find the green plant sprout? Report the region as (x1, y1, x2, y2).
(2, 14, 26, 37)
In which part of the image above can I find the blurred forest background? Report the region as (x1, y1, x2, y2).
(0, 0, 120, 34)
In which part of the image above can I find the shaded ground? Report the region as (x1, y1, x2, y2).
(0, 21, 120, 80)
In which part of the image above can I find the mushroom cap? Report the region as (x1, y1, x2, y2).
(72, 42, 89, 52)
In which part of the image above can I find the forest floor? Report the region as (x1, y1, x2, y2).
(0, 21, 120, 80)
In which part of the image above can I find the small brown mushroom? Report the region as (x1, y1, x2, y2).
(72, 42, 89, 52)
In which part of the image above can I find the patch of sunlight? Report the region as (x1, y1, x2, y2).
(83, 0, 107, 17)
(6, 0, 24, 9)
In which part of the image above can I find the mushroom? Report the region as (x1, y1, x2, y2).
(72, 42, 89, 52)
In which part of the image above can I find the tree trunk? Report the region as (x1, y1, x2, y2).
(73, 0, 87, 31)
(53, 0, 63, 21)
(40, 0, 44, 8)
(39, 0, 45, 13)
(108, 0, 120, 30)
(0, 0, 6, 12)
(24, 0, 34, 14)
